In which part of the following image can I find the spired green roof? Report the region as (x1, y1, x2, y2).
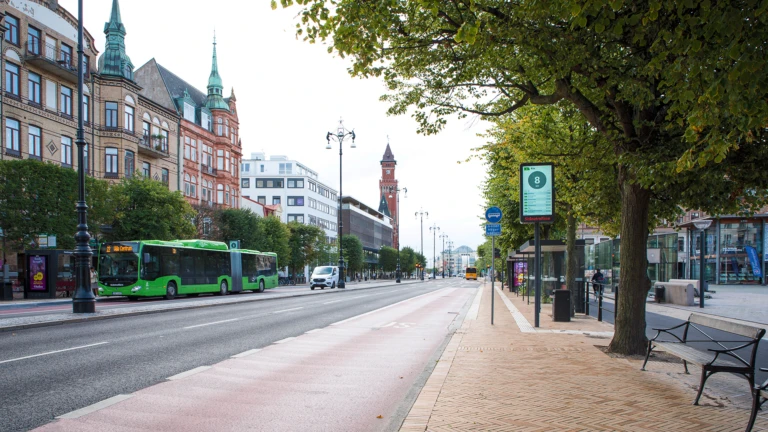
(205, 33, 229, 111)
(98, 0, 134, 80)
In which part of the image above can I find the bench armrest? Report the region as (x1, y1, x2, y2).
(761, 368, 768, 372)
(649, 322, 688, 342)
(707, 340, 759, 354)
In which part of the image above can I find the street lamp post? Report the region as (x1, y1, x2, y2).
(429, 223, 439, 279)
(72, 0, 95, 313)
(415, 208, 428, 280)
(447, 240, 454, 277)
(693, 219, 712, 308)
(439, 233, 448, 278)
(389, 187, 407, 282)
(326, 119, 356, 289)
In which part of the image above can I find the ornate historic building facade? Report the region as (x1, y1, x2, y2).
(378, 143, 399, 248)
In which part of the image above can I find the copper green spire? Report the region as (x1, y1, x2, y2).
(206, 32, 228, 110)
(98, 0, 134, 80)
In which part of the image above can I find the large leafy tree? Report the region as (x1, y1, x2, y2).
(216, 208, 263, 250)
(106, 176, 196, 242)
(379, 246, 398, 272)
(341, 235, 364, 275)
(257, 216, 291, 267)
(281, 0, 768, 354)
(287, 222, 324, 277)
(400, 246, 417, 276)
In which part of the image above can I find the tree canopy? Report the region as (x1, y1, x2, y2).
(287, 222, 325, 276)
(341, 235, 364, 274)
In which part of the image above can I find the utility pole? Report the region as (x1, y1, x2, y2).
(415, 208, 428, 280)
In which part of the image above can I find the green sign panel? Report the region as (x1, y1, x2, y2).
(519, 163, 555, 223)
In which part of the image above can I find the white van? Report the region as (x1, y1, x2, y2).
(310, 266, 339, 290)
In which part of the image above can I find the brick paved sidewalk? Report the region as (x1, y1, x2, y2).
(401, 283, 767, 431)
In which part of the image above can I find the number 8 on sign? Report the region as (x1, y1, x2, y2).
(528, 171, 547, 189)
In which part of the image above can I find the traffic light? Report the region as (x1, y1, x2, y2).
(493, 248, 501, 258)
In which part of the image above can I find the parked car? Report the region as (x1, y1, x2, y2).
(310, 266, 339, 290)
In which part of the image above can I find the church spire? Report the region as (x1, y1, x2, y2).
(205, 31, 229, 110)
(98, 0, 134, 80)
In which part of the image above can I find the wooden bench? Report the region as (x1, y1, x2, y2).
(641, 313, 765, 406)
(747, 368, 767, 432)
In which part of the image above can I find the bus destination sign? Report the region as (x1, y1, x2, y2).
(519, 163, 555, 224)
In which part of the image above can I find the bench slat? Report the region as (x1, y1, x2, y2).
(655, 342, 739, 368)
(688, 313, 765, 339)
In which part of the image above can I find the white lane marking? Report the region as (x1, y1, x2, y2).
(305, 329, 322, 334)
(167, 366, 211, 380)
(0, 342, 109, 365)
(273, 307, 303, 314)
(231, 349, 262, 358)
(183, 318, 239, 330)
(466, 287, 484, 320)
(331, 289, 445, 326)
(56, 394, 134, 419)
(494, 286, 536, 332)
(379, 322, 397, 328)
(323, 299, 344, 305)
(274, 337, 296, 344)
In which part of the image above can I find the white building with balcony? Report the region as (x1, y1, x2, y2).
(240, 153, 339, 243)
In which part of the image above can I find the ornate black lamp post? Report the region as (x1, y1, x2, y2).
(693, 219, 712, 308)
(389, 186, 407, 282)
(326, 119, 355, 289)
(439, 233, 448, 278)
(415, 208, 428, 280)
(72, 0, 94, 313)
(429, 223, 439, 279)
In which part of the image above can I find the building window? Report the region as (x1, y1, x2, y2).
(217, 149, 224, 170)
(84, 143, 89, 174)
(272, 196, 281, 205)
(105, 102, 118, 128)
(225, 185, 230, 205)
(60, 43, 73, 66)
(142, 121, 150, 140)
(124, 105, 134, 132)
(287, 196, 304, 206)
(287, 214, 305, 223)
(27, 26, 41, 55)
(217, 184, 224, 204)
(28, 125, 41, 159)
(105, 148, 118, 177)
(191, 139, 197, 162)
(83, 95, 90, 123)
(257, 196, 266, 205)
(5, 118, 20, 155)
(61, 136, 72, 167)
(217, 118, 223, 136)
(5, 62, 19, 96)
(260, 164, 264, 173)
(160, 130, 169, 152)
(190, 177, 197, 197)
(125, 150, 135, 178)
(241, 163, 250, 172)
(184, 174, 191, 196)
(28, 72, 41, 105)
(287, 178, 304, 188)
(4, 15, 19, 45)
(241, 178, 250, 188)
(60, 86, 73, 116)
(279, 163, 292, 174)
(142, 162, 150, 178)
(162, 168, 169, 186)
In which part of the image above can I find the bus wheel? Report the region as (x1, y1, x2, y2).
(165, 282, 177, 300)
(258, 280, 265, 293)
(218, 280, 228, 296)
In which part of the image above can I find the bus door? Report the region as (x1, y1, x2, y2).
(230, 251, 243, 292)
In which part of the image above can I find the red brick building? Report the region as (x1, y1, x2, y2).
(378, 143, 399, 248)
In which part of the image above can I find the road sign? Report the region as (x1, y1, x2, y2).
(485, 223, 501, 237)
(485, 206, 502, 223)
(228, 240, 240, 249)
(519, 163, 555, 223)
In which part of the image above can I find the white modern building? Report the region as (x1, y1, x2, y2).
(239, 153, 339, 243)
(440, 245, 478, 276)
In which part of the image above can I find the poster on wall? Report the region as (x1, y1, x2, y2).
(764, 232, 768, 261)
(746, 246, 762, 277)
(28, 255, 47, 292)
(514, 262, 527, 287)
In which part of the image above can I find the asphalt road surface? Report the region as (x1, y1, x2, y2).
(1, 277, 477, 432)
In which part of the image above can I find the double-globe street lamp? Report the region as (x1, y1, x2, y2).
(439, 233, 448, 278)
(429, 223, 440, 279)
(415, 208, 428, 280)
(326, 119, 356, 289)
(692, 219, 712, 308)
(389, 187, 407, 282)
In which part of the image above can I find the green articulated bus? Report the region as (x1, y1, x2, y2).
(97, 239, 278, 300)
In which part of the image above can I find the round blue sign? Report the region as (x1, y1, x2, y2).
(485, 206, 502, 223)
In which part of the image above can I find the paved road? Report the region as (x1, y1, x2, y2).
(1, 278, 477, 432)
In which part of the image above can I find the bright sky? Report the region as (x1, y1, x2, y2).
(62, 0, 489, 257)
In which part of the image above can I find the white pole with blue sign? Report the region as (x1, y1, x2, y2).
(486, 206, 502, 325)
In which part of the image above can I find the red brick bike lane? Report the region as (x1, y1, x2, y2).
(35, 286, 473, 432)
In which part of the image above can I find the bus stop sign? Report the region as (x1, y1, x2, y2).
(485, 206, 502, 223)
(229, 240, 240, 250)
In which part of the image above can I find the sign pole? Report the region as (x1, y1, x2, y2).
(534, 222, 541, 328)
(491, 235, 495, 325)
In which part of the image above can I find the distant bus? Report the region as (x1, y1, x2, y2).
(97, 240, 278, 300)
(465, 267, 477, 280)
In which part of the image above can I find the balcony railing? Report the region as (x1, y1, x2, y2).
(201, 165, 218, 176)
(137, 133, 169, 158)
(24, 42, 89, 83)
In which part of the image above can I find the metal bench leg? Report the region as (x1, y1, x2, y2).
(683, 360, 689, 374)
(745, 389, 764, 432)
(641, 342, 654, 371)
(693, 370, 712, 405)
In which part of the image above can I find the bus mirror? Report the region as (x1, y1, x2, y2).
(143, 253, 151, 264)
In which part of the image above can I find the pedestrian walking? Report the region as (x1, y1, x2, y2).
(90, 265, 98, 296)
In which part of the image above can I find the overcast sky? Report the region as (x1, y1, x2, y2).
(61, 0, 490, 258)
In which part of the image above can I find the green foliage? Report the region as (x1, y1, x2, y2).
(341, 235, 364, 274)
(287, 222, 324, 276)
(107, 176, 196, 242)
(378, 246, 398, 272)
(216, 208, 263, 250)
(400, 246, 416, 275)
(257, 216, 291, 267)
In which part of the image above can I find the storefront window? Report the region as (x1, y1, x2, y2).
(690, 226, 717, 282)
(718, 221, 762, 284)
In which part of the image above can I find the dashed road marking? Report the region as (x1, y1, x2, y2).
(183, 318, 239, 330)
(272, 307, 303, 314)
(167, 366, 211, 380)
(231, 349, 262, 358)
(56, 394, 134, 419)
(0, 342, 109, 365)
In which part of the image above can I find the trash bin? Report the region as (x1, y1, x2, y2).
(654, 286, 665, 303)
(553, 289, 571, 322)
(1, 281, 12, 301)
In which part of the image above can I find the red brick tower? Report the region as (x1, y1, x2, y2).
(378, 143, 399, 248)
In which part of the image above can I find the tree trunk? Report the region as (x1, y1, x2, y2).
(565, 207, 578, 317)
(608, 180, 651, 355)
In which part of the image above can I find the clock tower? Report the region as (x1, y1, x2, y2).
(378, 143, 399, 248)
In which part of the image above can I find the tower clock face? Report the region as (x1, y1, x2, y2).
(386, 169, 391, 174)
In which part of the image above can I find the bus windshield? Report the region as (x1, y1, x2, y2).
(99, 242, 139, 284)
(466, 267, 477, 274)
